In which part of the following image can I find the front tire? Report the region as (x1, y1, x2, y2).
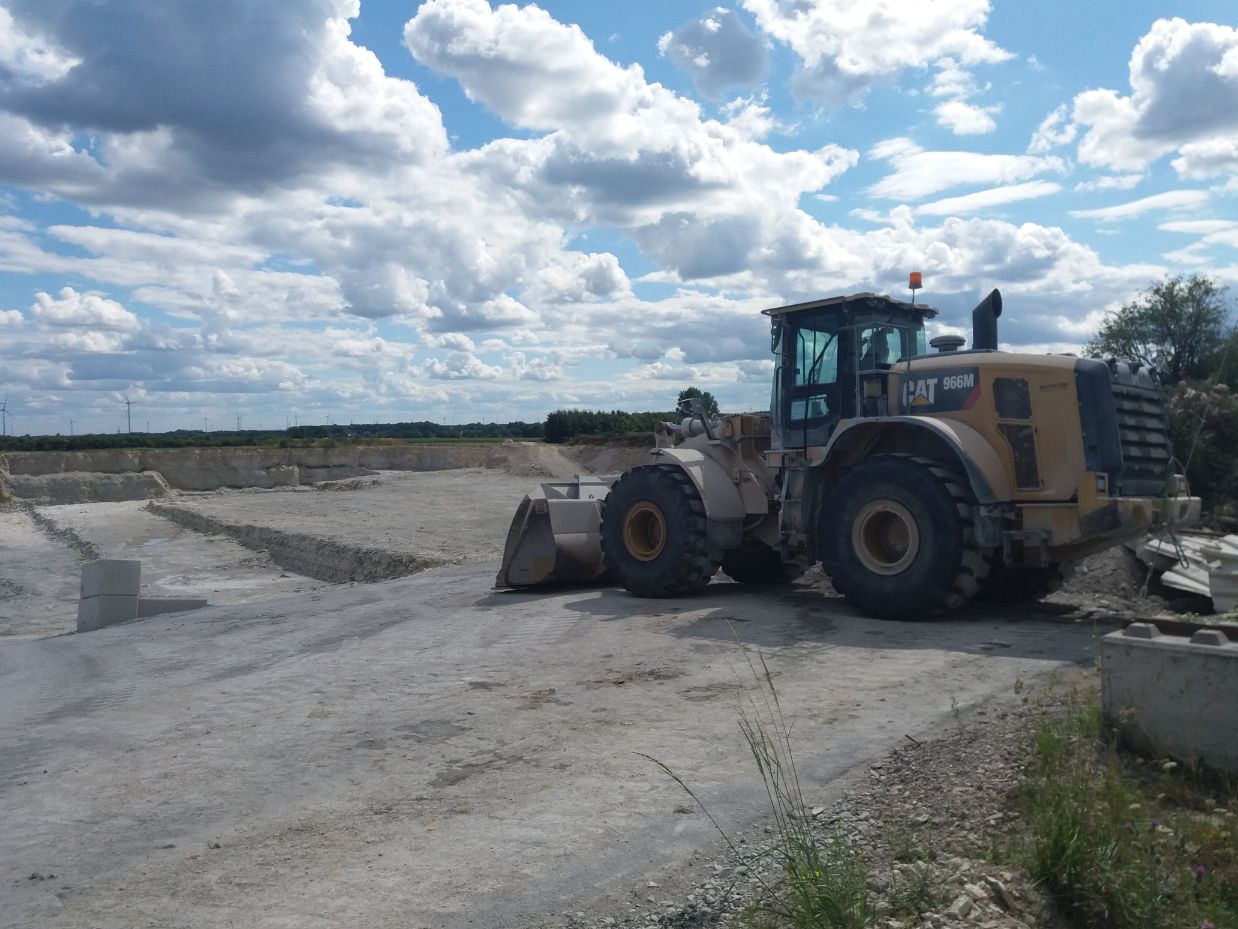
(601, 465, 719, 598)
(818, 456, 988, 620)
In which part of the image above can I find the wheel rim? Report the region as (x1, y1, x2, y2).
(852, 499, 919, 575)
(623, 501, 667, 562)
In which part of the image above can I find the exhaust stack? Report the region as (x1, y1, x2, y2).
(971, 289, 1003, 351)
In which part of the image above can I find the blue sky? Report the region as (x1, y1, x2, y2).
(0, 0, 1235, 436)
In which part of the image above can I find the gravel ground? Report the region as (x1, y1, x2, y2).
(547, 672, 1098, 929)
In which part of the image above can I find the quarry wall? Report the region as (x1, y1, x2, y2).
(0, 442, 648, 506)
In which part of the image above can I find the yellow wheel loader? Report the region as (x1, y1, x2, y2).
(496, 286, 1200, 619)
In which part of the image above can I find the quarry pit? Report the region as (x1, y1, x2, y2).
(0, 442, 646, 639)
(1, 442, 1115, 929)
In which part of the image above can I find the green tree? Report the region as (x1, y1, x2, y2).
(1086, 275, 1229, 384)
(677, 386, 719, 418)
(1203, 328, 1238, 392)
(1167, 382, 1238, 519)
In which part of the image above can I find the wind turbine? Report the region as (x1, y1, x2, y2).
(0, 397, 10, 437)
(121, 393, 133, 434)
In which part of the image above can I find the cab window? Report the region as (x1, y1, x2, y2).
(858, 324, 923, 367)
(790, 326, 839, 421)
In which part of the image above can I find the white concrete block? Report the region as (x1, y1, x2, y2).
(76, 594, 139, 633)
(1101, 624, 1238, 774)
(81, 560, 142, 598)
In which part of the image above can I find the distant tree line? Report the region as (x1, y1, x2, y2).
(542, 387, 721, 443)
(0, 420, 544, 453)
(285, 420, 543, 441)
(542, 409, 677, 444)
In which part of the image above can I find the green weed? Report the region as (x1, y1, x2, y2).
(887, 863, 946, 920)
(884, 823, 934, 864)
(643, 646, 870, 929)
(1017, 689, 1238, 929)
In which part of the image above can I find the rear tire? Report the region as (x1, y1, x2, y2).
(721, 541, 804, 585)
(818, 456, 988, 620)
(601, 465, 718, 598)
(976, 560, 1074, 603)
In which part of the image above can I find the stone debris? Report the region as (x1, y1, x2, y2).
(553, 679, 1072, 929)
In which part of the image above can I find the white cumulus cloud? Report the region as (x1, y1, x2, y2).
(742, 0, 1011, 104)
(1072, 18, 1238, 175)
(658, 7, 768, 99)
(934, 100, 998, 135)
(31, 287, 139, 331)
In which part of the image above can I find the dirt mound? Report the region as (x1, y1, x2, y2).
(570, 445, 653, 475)
(483, 442, 582, 479)
(1048, 544, 1183, 616)
(482, 442, 651, 480)
(151, 502, 443, 583)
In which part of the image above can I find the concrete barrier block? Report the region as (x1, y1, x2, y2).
(137, 598, 208, 618)
(1101, 625, 1238, 774)
(76, 594, 139, 633)
(81, 560, 142, 598)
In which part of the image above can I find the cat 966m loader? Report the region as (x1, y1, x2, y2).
(496, 282, 1200, 619)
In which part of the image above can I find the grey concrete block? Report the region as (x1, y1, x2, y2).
(1189, 629, 1229, 646)
(81, 559, 142, 598)
(77, 594, 139, 633)
(137, 598, 208, 618)
(1102, 626, 1238, 774)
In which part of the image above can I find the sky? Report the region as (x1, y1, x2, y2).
(0, 0, 1235, 436)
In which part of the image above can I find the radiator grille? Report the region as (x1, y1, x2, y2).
(1110, 378, 1172, 496)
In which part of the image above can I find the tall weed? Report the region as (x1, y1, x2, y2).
(643, 646, 869, 929)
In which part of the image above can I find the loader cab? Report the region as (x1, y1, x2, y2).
(765, 293, 930, 450)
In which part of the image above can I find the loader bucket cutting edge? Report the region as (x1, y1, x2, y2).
(494, 478, 614, 589)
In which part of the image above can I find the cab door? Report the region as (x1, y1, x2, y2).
(776, 309, 851, 449)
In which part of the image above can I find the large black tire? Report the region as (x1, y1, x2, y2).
(976, 560, 1074, 604)
(600, 465, 719, 598)
(818, 455, 988, 620)
(721, 540, 804, 585)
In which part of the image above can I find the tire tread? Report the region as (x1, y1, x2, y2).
(601, 465, 718, 598)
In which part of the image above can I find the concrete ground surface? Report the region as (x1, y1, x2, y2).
(0, 563, 1104, 929)
(149, 468, 550, 577)
(0, 469, 550, 639)
(0, 509, 85, 640)
(1, 457, 1112, 928)
(0, 501, 332, 639)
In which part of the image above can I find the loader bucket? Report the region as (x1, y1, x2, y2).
(495, 476, 616, 588)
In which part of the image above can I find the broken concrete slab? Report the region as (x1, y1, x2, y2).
(1137, 533, 1238, 612)
(1101, 622, 1238, 774)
